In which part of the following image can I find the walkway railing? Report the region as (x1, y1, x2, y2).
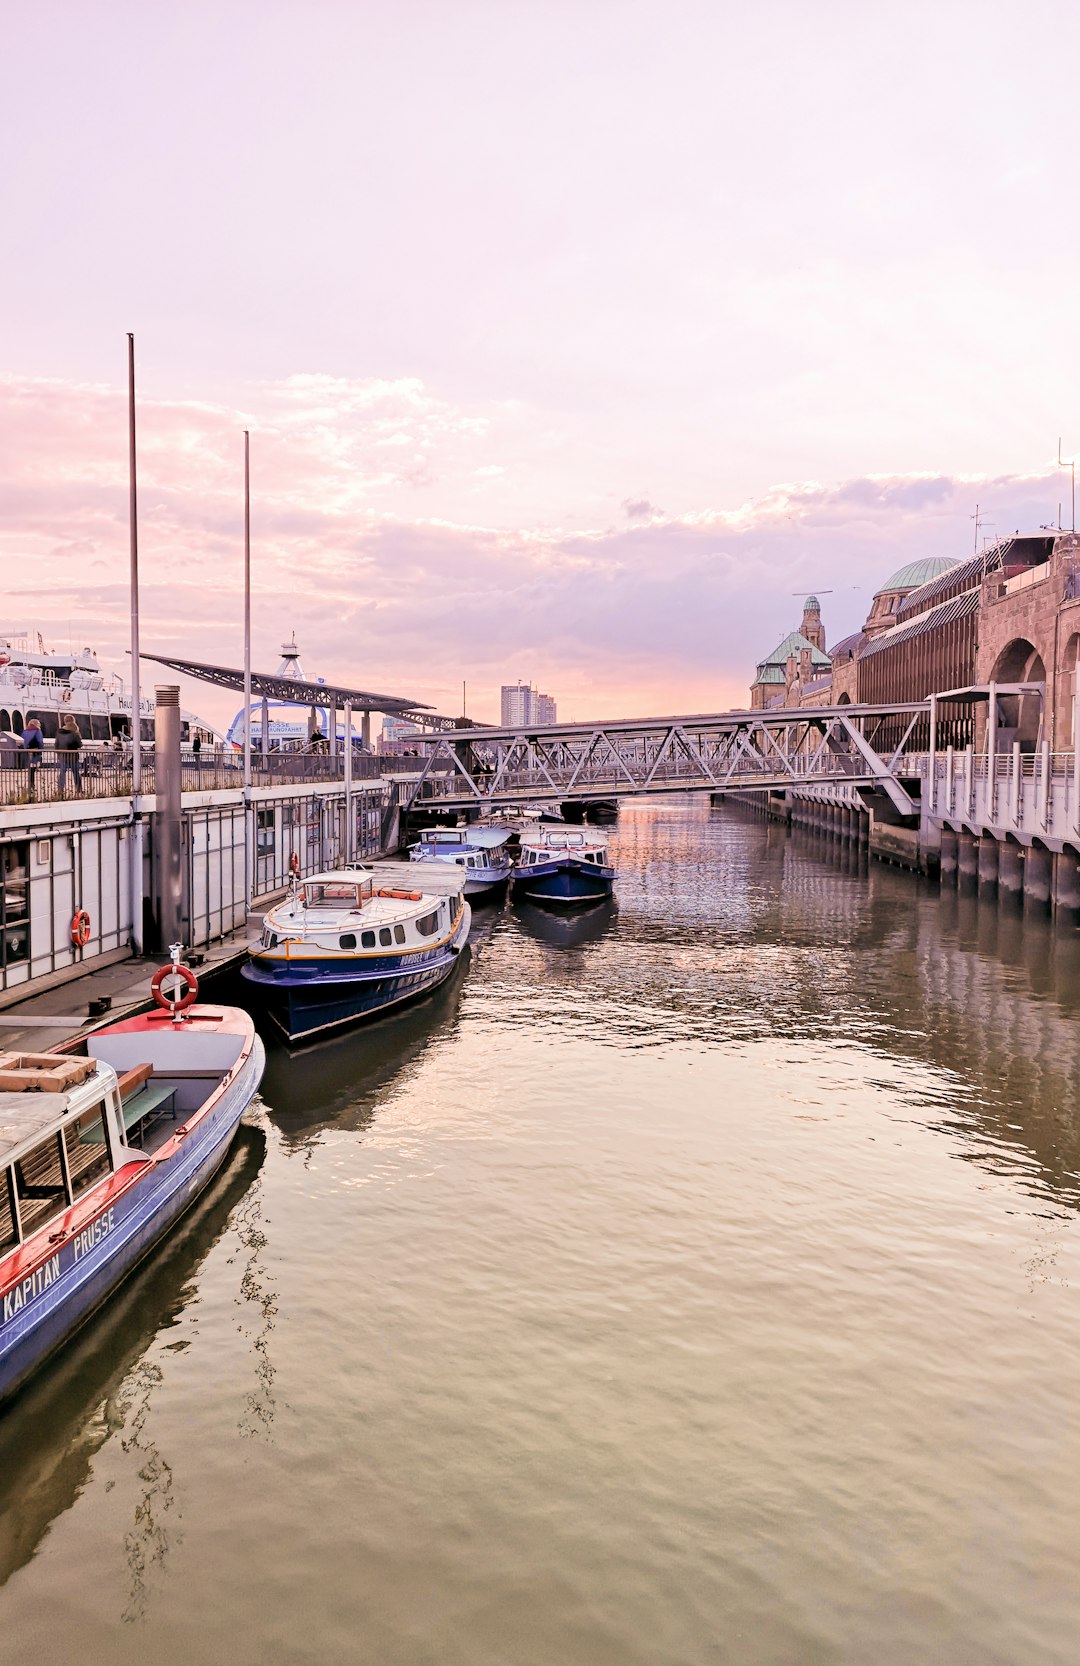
(0, 749, 382, 807)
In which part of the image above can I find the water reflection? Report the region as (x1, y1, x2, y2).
(512, 897, 618, 948)
(0, 1123, 265, 1589)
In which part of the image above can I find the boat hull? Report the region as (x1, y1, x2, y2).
(0, 1033, 265, 1406)
(242, 905, 472, 1042)
(511, 859, 615, 906)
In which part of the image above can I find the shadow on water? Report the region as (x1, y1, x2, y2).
(0, 1122, 266, 1589)
(512, 897, 618, 948)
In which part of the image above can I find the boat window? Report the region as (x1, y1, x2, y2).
(14, 1133, 69, 1238)
(305, 883, 362, 906)
(415, 911, 439, 937)
(379, 928, 393, 947)
(361, 930, 376, 948)
(339, 933, 356, 949)
(0, 1171, 18, 1254)
(394, 924, 406, 944)
(63, 1104, 112, 1199)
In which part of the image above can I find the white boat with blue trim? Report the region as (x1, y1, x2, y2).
(510, 826, 616, 906)
(408, 826, 513, 899)
(243, 864, 471, 1043)
(0, 980, 264, 1405)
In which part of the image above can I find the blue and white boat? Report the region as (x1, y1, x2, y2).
(510, 826, 616, 906)
(243, 863, 471, 1043)
(0, 993, 264, 1405)
(409, 826, 513, 899)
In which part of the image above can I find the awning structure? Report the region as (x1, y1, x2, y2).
(139, 652, 430, 716)
(859, 589, 980, 661)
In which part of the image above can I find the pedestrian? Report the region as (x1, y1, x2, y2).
(20, 717, 43, 790)
(192, 732, 202, 756)
(56, 714, 83, 794)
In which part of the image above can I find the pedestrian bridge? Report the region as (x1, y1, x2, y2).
(399, 701, 934, 816)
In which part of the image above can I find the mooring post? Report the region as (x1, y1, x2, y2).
(153, 684, 183, 952)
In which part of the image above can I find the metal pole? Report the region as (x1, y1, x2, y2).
(243, 430, 252, 791)
(344, 701, 353, 859)
(153, 685, 183, 950)
(928, 694, 937, 814)
(128, 334, 141, 794)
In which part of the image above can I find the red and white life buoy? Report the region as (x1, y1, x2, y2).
(150, 961, 199, 1014)
(289, 852, 301, 878)
(70, 909, 91, 948)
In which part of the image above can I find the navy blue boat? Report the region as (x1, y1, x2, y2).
(511, 827, 616, 906)
(242, 864, 471, 1043)
(0, 1001, 264, 1405)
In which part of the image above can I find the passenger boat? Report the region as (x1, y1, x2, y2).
(242, 863, 471, 1043)
(510, 826, 616, 906)
(0, 970, 264, 1405)
(408, 826, 513, 899)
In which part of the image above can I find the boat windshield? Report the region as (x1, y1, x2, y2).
(303, 880, 373, 908)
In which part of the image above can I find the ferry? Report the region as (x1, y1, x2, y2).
(408, 826, 513, 899)
(0, 631, 220, 748)
(0, 970, 264, 1405)
(510, 826, 616, 906)
(242, 863, 471, 1043)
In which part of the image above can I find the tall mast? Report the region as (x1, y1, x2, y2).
(244, 429, 252, 789)
(127, 333, 141, 792)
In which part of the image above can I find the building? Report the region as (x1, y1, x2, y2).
(501, 683, 557, 725)
(379, 714, 421, 755)
(750, 533, 1080, 753)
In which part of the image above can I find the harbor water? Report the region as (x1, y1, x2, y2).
(2, 795, 1080, 1665)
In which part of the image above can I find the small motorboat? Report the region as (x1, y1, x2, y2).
(510, 826, 616, 906)
(243, 863, 471, 1043)
(0, 958, 264, 1405)
(409, 826, 513, 899)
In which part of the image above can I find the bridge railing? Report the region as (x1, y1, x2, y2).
(0, 748, 383, 807)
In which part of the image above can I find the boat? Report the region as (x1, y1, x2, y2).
(510, 826, 616, 906)
(408, 826, 513, 899)
(242, 863, 471, 1043)
(0, 630, 220, 749)
(0, 966, 264, 1405)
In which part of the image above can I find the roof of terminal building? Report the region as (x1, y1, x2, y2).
(874, 556, 960, 595)
(828, 630, 866, 662)
(753, 630, 830, 684)
(860, 588, 980, 661)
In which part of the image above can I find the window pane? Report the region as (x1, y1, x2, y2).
(394, 925, 406, 944)
(64, 1106, 112, 1199)
(361, 931, 376, 948)
(339, 933, 356, 949)
(379, 928, 392, 947)
(14, 1134, 68, 1238)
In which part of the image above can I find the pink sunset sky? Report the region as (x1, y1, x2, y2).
(3, 1, 1080, 730)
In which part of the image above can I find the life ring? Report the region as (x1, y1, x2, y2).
(150, 961, 199, 1013)
(289, 852, 301, 877)
(70, 909, 91, 948)
(376, 888, 423, 901)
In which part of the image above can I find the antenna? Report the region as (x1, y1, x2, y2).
(1058, 437, 1076, 533)
(790, 589, 834, 597)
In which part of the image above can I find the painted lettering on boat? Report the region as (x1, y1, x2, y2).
(70, 1207, 116, 1264)
(2, 1252, 62, 1321)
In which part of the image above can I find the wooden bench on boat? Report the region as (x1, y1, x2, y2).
(115, 1062, 178, 1148)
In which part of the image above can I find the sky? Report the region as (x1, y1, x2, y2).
(3, 0, 1080, 729)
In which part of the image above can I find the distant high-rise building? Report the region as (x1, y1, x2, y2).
(379, 714, 420, 754)
(501, 683, 558, 726)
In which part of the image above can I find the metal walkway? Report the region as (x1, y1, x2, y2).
(401, 702, 932, 816)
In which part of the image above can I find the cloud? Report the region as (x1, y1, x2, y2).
(0, 371, 1067, 728)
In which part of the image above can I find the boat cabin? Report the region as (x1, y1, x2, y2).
(0, 1023, 252, 1256)
(301, 876, 375, 910)
(518, 828, 609, 866)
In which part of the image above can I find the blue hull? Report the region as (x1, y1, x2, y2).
(243, 910, 471, 1042)
(511, 859, 615, 905)
(0, 1038, 265, 1406)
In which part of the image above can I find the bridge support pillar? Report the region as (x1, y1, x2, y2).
(977, 836, 999, 898)
(997, 843, 1023, 907)
(938, 826, 958, 886)
(1053, 850, 1080, 925)
(1024, 846, 1052, 916)
(957, 831, 978, 893)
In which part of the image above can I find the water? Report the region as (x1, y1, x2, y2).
(3, 796, 1080, 1665)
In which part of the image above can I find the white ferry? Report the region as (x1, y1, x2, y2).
(0, 632, 220, 748)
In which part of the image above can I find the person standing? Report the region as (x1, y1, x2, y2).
(20, 717, 43, 793)
(56, 714, 83, 794)
(192, 732, 202, 757)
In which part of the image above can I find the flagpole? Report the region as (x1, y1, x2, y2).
(244, 430, 251, 790)
(128, 333, 141, 794)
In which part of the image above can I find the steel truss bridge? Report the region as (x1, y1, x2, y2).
(399, 701, 940, 816)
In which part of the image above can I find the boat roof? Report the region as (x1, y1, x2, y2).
(0, 1063, 115, 1167)
(291, 863, 466, 900)
(417, 827, 512, 850)
(520, 826, 606, 850)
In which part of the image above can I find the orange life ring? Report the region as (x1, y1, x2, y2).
(150, 962, 199, 1013)
(376, 888, 423, 901)
(289, 852, 301, 877)
(70, 909, 91, 948)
